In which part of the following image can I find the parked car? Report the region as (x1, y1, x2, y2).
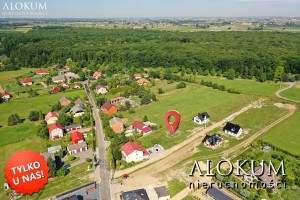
(64, 164, 71, 169)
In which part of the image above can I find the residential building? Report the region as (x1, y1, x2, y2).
(52, 75, 65, 83)
(131, 121, 153, 135)
(59, 82, 69, 89)
(35, 68, 49, 75)
(134, 73, 142, 79)
(118, 84, 126, 88)
(203, 134, 223, 148)
(67, 141, 88, 155)
(154, 186, 170, 200)
(49, 123, 64, 140)
(206, 186, 236, 200)
(95, 85, 108, 94)
(47, 145, 62, 153)
(223, 122, 243, 137)
(120, 98, 140, 108)
(244, 164, 281, 186)
(2, 91, 11, 101)
(136, 78, 149, 85)
(51, 86, 60, 93)
(74, 98, 86, 107)
(101, 102, 118, 115)
(45, 112, 58, 125)
(110, 96, 125, 104)
(73, 84, 81, 89)
(70, 105, 85, 117)
(60, 97, 71, 106)
(121, 141, 150, 163)
(263, 146, 271, 152)
(93, 71, 102, 79)
(109, 117, 125, 133)
(65, 124, 82, 132)
(193, 112, 210, 125)
(70, 131, 84, 144)
(21, 77, 33, 86)
(58, 69, 69, 75)
(120, 189, 149, 200)
(65, 72, 80, 79)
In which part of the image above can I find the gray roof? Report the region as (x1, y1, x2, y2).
(52, 75, 65, 81)
(203, 134, 223, 146)
(95, 85, 108, 90)
(67, 141, 87, 151)
(109, 117, 124, 127)
(40, 152, 55, 161)
(197, 112, 210, 121)
(74, 98, 87, 107)
(206, 187, 236, 200)
(154, 186, 170, 198)
(65, 124, 82, 129)
(121, 189, 149, 200)
(263, 146, 271, 152)
(60, 97, 71, 103)
(47, 145, 62, 153)
(223, 122, 242, 134)
(65, 72, 80, 79)
(70, 105, 84, 115)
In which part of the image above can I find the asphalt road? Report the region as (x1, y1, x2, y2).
(84, 81, 111, 200)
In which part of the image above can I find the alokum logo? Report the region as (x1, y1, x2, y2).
(2, 2, 47, 16)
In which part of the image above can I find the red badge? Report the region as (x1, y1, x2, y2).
(164, 110, 182, 134)
(4, 149, 50, 195)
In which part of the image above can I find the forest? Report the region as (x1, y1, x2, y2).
(0, 27, 299, 80)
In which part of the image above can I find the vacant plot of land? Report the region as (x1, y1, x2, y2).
(259, 108, 300, 155)
(195, 76, 283, 96)
(122, 86, 252, 149)
(168, 178, 187, 197)
(280, 85, 300, 102)
(0, 68, 35, 81)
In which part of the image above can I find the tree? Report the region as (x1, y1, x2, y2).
(158, 88, 164, 94)
(28, 111, 39, 121)
(59, 149, 64, 158)
(38, 109, 44, 120)
(8, 114, 22, 126)
(47, 157, 56, 178)
(225, 68, 236, 80)
(143, 115, 148, 122)
(151, 94, 157, 101)
(28, 88, 38, 97)
(79, 72, 86, 81)
(202, 69, 210, 76)
(51, 102, 61, 112)
(176, 82, 186, 89)
(274, 66, 284, 82)
(112, 148, 122, 161)
(125, 100, 131, 110)
(56, 167, 68, 177)
(46, 77, 52, 85)
(36, 120, 49, 139)
(57, 113, 72, 127)
(141, 94, 152, 105)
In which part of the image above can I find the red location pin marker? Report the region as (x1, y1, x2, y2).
(164, 110, 182, 134)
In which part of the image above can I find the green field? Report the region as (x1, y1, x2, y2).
(195, 76, 284, 96)
(122, 85, 252, 149)
(259, 108, 300, 155)
(280, 84, 300, 102)
(0, 68, 35, 81)
(168, 178, 187, 197)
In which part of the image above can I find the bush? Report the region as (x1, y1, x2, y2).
(68, 156, 75, 161)
(56, 167, 68, 177)
(176, 82, 186, 89)
(129, 109, 135, 114)
(8, 114, 22, 126)
(86, 158, 92, 162)
(28, 111, 39, 121)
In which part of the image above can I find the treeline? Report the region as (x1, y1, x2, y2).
(200, 79, 241, 94)
(1, 28, 300, 78)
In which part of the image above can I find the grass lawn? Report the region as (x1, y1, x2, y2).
(259, 108, 300, 155)
(168, 178, 187, 197)
(64, 157, 81, 165)
(280, 84, 300, 102)
(0, 68, 35, 81)
(121, 86, 252, 149)
(195, 76, 284, 96)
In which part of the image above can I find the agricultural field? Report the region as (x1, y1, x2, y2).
(259, 108, 300, 155)
(121, 84, 253, 149)
(280, 84, 300, 102)
(194, 76, 284, 96)
(0, 68, 35, 81)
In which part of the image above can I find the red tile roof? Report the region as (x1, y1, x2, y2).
(35, 68, 49, 74)
(134, 74, 142, 77)
(110, 96, 125, 102)
(70, 131, 84, 143)
(59, 82, 69, 88)
(64, 65, 70, 68)
(131, 121, 152, 133)
(45, 112, 58, 121)
(73, 84, 80, 88)
(21, 77, 32, 83)
(49, 123, 63, 133)
(136, 78, 149, 84)
(93, 71, 102, 77)
(2, 91, 10, 97)
(102, 102, 114, 110)
(51, 86, 60, 93)
(121, 142, 149, 157)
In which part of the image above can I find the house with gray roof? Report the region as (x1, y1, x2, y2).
(120, 189, 149, 200)
(154, 186, 170, 200)
(52, 75, 65, 83)
(67, 141, 88, 155)
(74, 98, 87, 107)
(70, 105, 85, 117)
(194, 112, 210, 125)
(47, 145, 62, 153)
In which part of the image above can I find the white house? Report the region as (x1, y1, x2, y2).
(67, 142, 88, 155)
(95, 85, 108, 94)
(49, 123, 64, 140)
(223, 122, 243, 137)
(193, 112, 210, 125)
(121, 141, 150, 163)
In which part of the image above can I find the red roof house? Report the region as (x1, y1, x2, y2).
(131, 121, 153, 135)
(51, 86, 60, 93)
(64, 65, 70, 69)
(110, 96, 125, 104)
(70, 131, 84, 144)
(134, 74, 142, 79)
(2, 91, 11, 100)
(49, 123, 64, 140)
(121, 141, 150, 163)
(45, 112, 58, 124)
(101, 102, 118, 115)
(59, 82, 69, 89)
(21, 77, 33, 85)
(93, 71, 102, 79)
(73, 84, 81, 89)
(35, 68, 49, 75)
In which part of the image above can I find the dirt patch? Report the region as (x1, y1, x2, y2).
(274, 103, 297, 111)
(295, 83, 300, 88)
(0, 85, 4, 93)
